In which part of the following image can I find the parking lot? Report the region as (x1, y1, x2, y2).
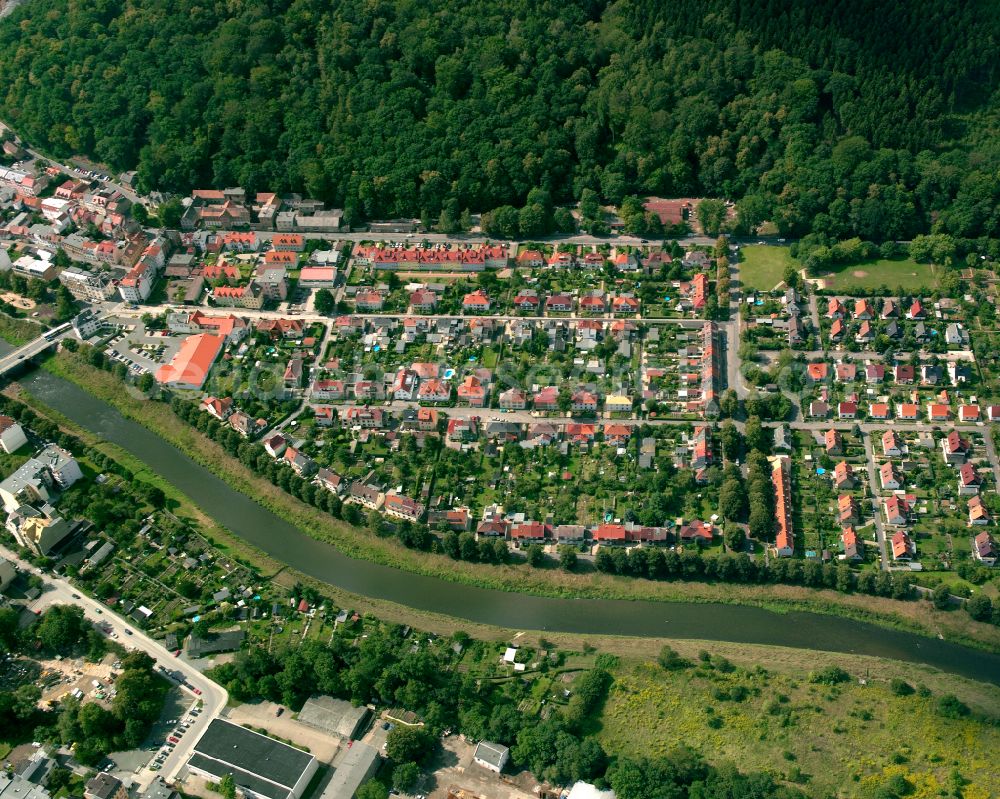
(103, 320, 184, 376)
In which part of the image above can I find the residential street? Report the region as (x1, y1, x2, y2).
(861, 432, 891, 569)
(0, 543, 228, 790)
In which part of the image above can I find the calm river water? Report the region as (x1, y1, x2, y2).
(13, 361, 1000, 685)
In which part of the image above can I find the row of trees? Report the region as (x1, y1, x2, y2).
(0, 0, 996, 240)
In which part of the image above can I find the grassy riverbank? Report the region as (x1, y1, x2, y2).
(32, 348, 1000, 654)
(10, 375, 1000, 728)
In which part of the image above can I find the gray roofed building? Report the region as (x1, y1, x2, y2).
(186, 630, 245, 658)
(186, 719, 318, 799)
(141, 778, 179, 799)
(472, 741, 510, 773)
(319, 741, 379, 799)
(296, 696, 371, 740)
(0, 773, 51, 799)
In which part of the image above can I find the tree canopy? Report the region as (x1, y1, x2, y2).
(0, 0, 996, 240)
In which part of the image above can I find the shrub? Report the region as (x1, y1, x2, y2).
(936, 694, 970, 719)
(809, 666, 851, 685)
(889, 678, 914, 696)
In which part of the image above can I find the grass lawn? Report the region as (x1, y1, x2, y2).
(821, 257, 937, 293)
(600, 658, 1000, 799)
(739, 245, 793, 291)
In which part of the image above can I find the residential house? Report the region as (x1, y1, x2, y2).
(891, 530, 916, 560)
(841, 527, 864, 561)
(457, 375, 488, 407)
(836, 362, 857, 382)
(200, 396, 233, 421)
(349, 483, 384, 510)
(447, 418, 479, 442)
(838, 494, 859, 526)
(972, 529, 997, 563)
(512, 290, 540, 312)
(958, 462, 981, 495)
(838, 401, 857, 420)
(499, 388, 527, 410)
(808, 400, 829, 419)
(882, 430, 905, 457)
(969, 498, 992, 527)
(959, 405, 980, 423)
(264, 434, 288, 458)
(869, 402, 890, 420)
(418, 379, 451, 403)
(927, 403, 950, 422)
(897, 402, 919, 421)
(825, 429, 842, 454)
(579, 293, 606, 314)
(383, 493, 424, 522)
(344, 406, 384, 428)
(880, 461, 902, 490)
(533, 386, 560, 411)
(0, 417, 27, 454)
(571, 389, 598, 413)
(462, 291, 491, 313)
(865, 364, 885, 383)
(833, 461, 855, 489)
(315, 468, 345, 496)
(545, 293, 574, 313)
(884, 495, 910, 526)
(942, 430, 970, 465)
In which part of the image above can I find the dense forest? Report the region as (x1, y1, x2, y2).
(0, 0, 997, 239)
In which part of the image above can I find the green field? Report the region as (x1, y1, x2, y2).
(739, 245, 794, 291)
(600, 658, 1000, 799)
(822, 257, 937, 293)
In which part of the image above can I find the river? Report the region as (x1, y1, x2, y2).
(12, 362, 1000, 685)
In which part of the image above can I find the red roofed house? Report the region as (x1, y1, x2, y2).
(942, 430, 970, 465)
(969, 498, 992, 528)
(833, 461, 855, 489)
(513, 290, 540, 312)
(533, 386, 560, 411)
(884, 495, 910, 526)
(880, 461, 902, 490)
(891, 530, 915, 560)
(869, 402, 890, 420)
(571, 389, 598, 413)
(463, 291, 491, 312)
(928, 403, 950, 422)
(579, 293, 606, 314)
(959, 462, 981, 495)
(960, 405, 980, 422)
(511, 522, 548, 542)
(882, 430, 905, 457)
(838, 401, 857, 419)
(907, 299, 926, 319)
(825, 429, 842, 454)
(457, 375, 488, 407)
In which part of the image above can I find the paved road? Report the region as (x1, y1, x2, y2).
(0, 543, 228, 789)
(861, 433, 890, 570)
(102, 300, 711, 329)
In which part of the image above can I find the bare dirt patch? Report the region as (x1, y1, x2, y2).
(852, 270, 868, 278)
(1, 292, 35, 310)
